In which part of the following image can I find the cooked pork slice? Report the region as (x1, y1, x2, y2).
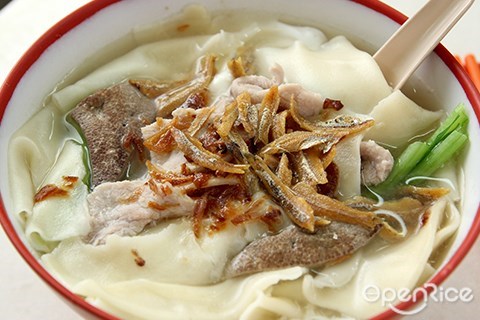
(225, 222, 381, 278)
(70, 82, 156, 186)
(278, 83, 325, 117)
(230, 75, 277, 102)
(86, 180, 195, 245)
(360, 140, 394, 186)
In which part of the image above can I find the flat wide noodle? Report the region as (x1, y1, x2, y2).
(26, 140, 90, 252)
(74, 267, 306, 320)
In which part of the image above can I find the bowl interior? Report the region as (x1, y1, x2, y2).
(1, 0, 479, 319)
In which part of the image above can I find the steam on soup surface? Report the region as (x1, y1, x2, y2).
(8, 6, 467, 319)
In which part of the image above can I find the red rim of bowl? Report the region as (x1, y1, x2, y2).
(0, 0, 479, 319)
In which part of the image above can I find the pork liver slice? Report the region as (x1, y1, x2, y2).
(225, 222, 381, 278)
(70, 82, 156, 186)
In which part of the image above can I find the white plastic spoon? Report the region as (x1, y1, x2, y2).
(374, 0, 475, 90)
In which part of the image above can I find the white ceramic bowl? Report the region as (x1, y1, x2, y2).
(1, 0, 479, 319)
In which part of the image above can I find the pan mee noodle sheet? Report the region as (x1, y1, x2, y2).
(9, 7, 460, 319)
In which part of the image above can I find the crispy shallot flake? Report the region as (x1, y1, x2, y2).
(131, 249, 146, 267)
(34, 176, 80, 203)
(119, 186, 143, 204)
(199, 125, 227, 155)
(190, 184, 253, 237)
(177, 23, 190, 32)
(143, 125, 175, 154)
(62, 176, 79, 189)
(147, 161, 195, 186)
(160, 184, 173, 196)
(148, 201, 179, 211)
(179, 89, 208, 110)
(34, 185, 68, 203)
(147, 178, 160, 195)
(192, 196, 208, 238)
(173, 112, 196, 130)
(323, 98, 344, 111)
(192, 173, 211, 188)
(230, 198, 282, 232)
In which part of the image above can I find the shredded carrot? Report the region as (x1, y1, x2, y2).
(465, 54, 480, 92)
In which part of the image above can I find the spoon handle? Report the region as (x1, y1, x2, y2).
(374, 0, 474, 90)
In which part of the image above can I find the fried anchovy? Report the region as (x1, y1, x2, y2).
(257, 86, 280, 144)
(228, 56, 247, 78)
(225, 131, 261, 196)
(262, 154, 280, 170)
(188, 107, 214, 137)
(236, 92, 255, 138)
(290, 97, 374, 134)
(272, 110, 289, 140)
(259, 130, 346, 155)
(253, 156, 315, 232)
(304, 148, 329, 183)
(290, 150, 328, 185)
(320, 145, 337, 169)
(399, 186, 450, 202)
(156, 55, 216, 117)
(129, 79, 187, 99)
(217, 100, 239, 139)
(345, 194, 441, 242)
(292, 182, 381, 230)
(277, 153, 293, 187)
(171, 127, 248, 174)
(247, 104, 259, 138)
(226, 132, 315, 231)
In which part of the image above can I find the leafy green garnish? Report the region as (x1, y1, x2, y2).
(374, 103, 469, 195)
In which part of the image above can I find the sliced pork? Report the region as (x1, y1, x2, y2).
(360, 140, 394, 186)
(86, 180, 195, 245)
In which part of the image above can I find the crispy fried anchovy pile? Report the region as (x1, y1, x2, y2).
(135, 54, 448, 239)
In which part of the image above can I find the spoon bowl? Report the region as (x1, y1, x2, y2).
(374, 0, 475, 90)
